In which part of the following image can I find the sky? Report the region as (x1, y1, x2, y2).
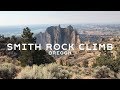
(0, 11, 120, 26)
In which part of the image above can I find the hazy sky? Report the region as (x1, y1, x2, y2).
(0, 11, 120, 26)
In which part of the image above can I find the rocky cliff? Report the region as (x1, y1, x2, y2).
(35, 25, 81, 49)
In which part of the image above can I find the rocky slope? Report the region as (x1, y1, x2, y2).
(35, 25, 81, 49)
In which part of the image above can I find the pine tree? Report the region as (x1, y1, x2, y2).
(19, 27, 36, 66)
(33, 49, 55, 65)
(19, 27, 55, 66)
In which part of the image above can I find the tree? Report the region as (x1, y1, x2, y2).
(33, 50, 55, 65)
(19, 27, 55, 66)
(10, 35, 18, 44)
(19, 27, 36, 66)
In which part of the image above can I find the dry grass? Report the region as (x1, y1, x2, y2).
(0, 63, 21, 79)
(0, 56, 118, 79)
(15, 63, 58, 79)
(0, 56, 21, 66)
(15, 63, 117, 79)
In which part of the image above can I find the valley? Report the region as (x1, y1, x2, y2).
(0, 24, 120, 79)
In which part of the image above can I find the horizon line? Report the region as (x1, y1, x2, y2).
(0, 23, 120, 26)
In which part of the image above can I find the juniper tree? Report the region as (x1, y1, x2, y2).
(19, 27, 55, 66)
(19, 27, 36, 66)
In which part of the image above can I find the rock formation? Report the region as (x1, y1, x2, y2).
(35, 25, 81, 49)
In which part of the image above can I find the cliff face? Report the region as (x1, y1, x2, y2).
(35, 25, 80, 49)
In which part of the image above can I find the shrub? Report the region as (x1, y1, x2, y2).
(33, 50, 55, 65)
(94, 55, 111, 67)
(107, 58, 120, 73)
(15, 63, 117, 79)
(116, 72, 120, 79)
(51, 66, 72, 79)
(15, 63, 73, 79)
(0, 56, 21, 66)
(15, 63, 58, 79)
(0, 63, 21, 79)
(94, 55, 120, 73)
(94, 66, 115, 79)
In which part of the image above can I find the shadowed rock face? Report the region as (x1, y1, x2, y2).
(35, 25, 81, 49)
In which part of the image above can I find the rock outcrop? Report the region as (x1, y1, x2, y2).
(35, 25, 81, 49)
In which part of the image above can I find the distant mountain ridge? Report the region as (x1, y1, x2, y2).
(35, 25, 81, 49)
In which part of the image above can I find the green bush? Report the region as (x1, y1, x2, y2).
(94, 66, 115, 79)
(94, 55, 111, 67)
(33, 50, 55, 65)
(94, 55, 120, 73)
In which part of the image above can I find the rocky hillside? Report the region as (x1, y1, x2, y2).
(35, 25, 81, 49)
